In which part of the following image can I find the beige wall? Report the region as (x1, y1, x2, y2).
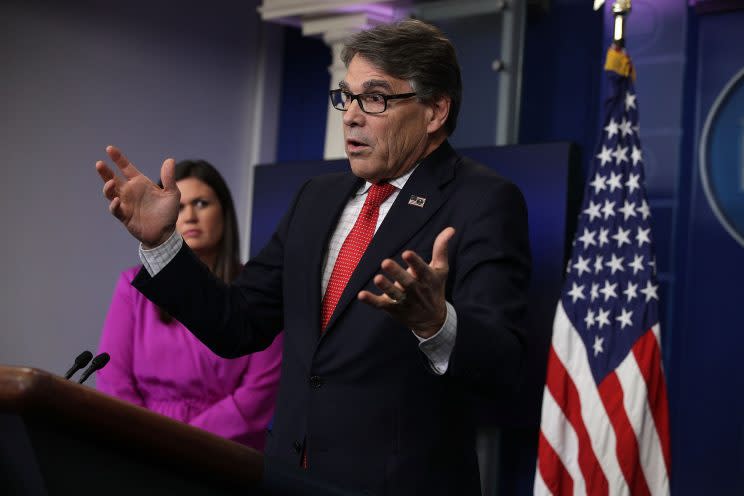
(0, 0, 281, 377)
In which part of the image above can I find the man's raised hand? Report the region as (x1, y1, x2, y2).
(358, 227, 455, 338)
(96, 146, 180, 248)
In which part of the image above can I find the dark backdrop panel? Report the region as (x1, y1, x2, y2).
(462, 144, 581, 428)
(670, 8, 744, 495)
(275, 27, 331, 163)
(520, 1, 603, 179)
(250, 159, 348, 258)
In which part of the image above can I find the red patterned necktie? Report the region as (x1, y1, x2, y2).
(320, 182, 397, 332)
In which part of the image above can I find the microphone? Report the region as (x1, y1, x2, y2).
(64, 350, 93, 380)
(78, 352, 110, 384)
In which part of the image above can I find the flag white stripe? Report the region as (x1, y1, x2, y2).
(615, 341, 670, 495)
(552, 303, 630, 495)
(651, 323, 662, 350)
(540, 385, 586, 495)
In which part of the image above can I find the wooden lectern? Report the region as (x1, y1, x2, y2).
(0, 365, 263, 495)
(0, 365, 360, 496)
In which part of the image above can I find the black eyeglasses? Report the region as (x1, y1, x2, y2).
(329, 89, 417, 114)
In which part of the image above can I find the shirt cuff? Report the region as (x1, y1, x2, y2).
(413, 301, 457, 375)
(138, 230, 182, 276)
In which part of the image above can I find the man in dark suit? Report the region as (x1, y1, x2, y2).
(96, 19, 530, 495)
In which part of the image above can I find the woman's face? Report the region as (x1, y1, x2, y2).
(176, 177, 224, 261)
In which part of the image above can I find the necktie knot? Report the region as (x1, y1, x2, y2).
(364, 183, 397, 210)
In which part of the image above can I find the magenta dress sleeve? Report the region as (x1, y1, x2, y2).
(189, 332, 284, 450)
(96, 270, 146, 407)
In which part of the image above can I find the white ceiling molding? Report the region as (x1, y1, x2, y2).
(258, 0, 405, 27)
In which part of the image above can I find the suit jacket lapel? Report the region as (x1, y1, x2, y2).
(295, 173, 362, 354)
(322, 141, 458, 335)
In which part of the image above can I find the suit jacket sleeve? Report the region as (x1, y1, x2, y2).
(446, 178, 531, 392)
(131, 181, 309, 358)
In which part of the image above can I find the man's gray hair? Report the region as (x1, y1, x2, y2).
(341, 19, 462, 136)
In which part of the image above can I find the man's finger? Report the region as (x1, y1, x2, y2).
(357, 290, 388, 309)
(95, 161, 115, 183)
(381, 259, 415, 288)
(106, 145, 142, 180)
(401, 250, 431, 280)
(160, 158, 177, 192)
(431, 227, 455, 270)
(103, 179, 118, 201)
(373, 274, 406, 302)
(108, 197, 125, 221)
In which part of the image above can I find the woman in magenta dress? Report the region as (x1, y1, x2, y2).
(97, 160, 282, 451)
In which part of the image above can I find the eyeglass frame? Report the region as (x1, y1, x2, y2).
(329, 89, 418, 114)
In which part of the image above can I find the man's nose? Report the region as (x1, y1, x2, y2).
(342, 98, 365, 126)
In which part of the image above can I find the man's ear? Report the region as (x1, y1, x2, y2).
(426, 95, 451, 135)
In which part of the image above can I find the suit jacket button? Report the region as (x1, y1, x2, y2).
(293, 440, 302, 453)
(309, 375, 323, 389)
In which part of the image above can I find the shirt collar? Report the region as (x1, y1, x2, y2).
(355, 164, 420, 196)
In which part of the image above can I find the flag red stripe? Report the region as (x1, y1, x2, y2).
(538, 429, 574, 495)
(545, 347, 609, 495)
(632, 328, 672, 473)
(597, 371, 651, 496)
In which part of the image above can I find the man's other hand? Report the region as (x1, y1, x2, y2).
(358, 227, 455, 338)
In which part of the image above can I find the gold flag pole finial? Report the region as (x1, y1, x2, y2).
(603, 0, 636, 80)
(611, 0, 632, 48)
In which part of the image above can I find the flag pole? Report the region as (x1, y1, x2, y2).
(611, 0, 632, 48)
(604, 0, 636, 81)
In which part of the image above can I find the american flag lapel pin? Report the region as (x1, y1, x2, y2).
(408, 195, 426, 208)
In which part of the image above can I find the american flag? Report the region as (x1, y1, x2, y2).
(534, 47, 671, 495)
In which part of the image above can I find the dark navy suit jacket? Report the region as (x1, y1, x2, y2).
(133, 141, 531, 495)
